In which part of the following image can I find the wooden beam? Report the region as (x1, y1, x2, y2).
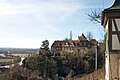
(113, 19, 120, 44)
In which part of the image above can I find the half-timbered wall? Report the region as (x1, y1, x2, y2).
(109, 18, 120, 51)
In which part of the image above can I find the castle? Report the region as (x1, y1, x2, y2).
(51, 34, 98, 57)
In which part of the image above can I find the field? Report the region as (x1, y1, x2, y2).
(0, 59, 14, 63)
(9, 53, 31, 58)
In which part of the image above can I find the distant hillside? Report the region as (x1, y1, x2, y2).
(0, 48, 38, 54)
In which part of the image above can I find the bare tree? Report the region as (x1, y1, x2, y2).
(87, 32, 93, 40)
(86, 9, 102, 23)
(86, 9, 104, 39)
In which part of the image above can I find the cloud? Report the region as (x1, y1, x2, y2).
(0, 3, 36, 16)
(0, 0, 82, 33)
(0, 0, 84, 48)
(0, 0, 82, 17)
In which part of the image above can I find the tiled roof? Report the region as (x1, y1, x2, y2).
(51, 40, 63, 47)
(72, 40, 80, 42)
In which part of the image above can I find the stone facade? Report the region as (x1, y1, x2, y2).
(51, 34, 98, 56)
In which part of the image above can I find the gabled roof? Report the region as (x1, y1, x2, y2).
(81, 33, 86, 38)
(78, 33, 87, 40)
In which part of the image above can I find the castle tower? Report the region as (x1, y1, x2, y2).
(70, 31, 72, 40)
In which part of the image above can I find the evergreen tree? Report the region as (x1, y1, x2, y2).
(39, 39, 51, 57)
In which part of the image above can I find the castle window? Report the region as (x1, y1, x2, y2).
(64, 42, 69, 46)
(78, 49, 80, 52)
(59, 43, 62, 46)
(56, 47, 59, 50)
(84, 42, 86, 46)
(71, 42, 74, 46)
(74, 43, 77, 46)
(80, 42, 82, 46)
(88, 44, 91, 48)
(77, 43, 80, 46)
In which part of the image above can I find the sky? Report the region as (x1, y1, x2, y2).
(0, 0, 115, 48)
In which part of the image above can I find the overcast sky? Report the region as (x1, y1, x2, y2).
(0, 0, 115, 48)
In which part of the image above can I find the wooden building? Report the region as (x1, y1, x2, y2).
(102, 0, 120, 79)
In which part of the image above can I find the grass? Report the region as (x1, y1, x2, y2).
(0, 59, 14, 63)
(9, 54, 31, 58)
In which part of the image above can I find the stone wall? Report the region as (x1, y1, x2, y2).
(109, 53, 120, 80)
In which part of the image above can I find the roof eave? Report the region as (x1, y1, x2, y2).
(102, 9, 120, 28)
